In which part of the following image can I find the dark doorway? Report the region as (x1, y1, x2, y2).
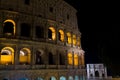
(49, 52, 54, 65)
(36, 51, 43, 64)
(95, 71, 99, 77)
(3, 22, 14, 35)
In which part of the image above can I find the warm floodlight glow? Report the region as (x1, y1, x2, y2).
(73, 35, 77, 45)
(59, 29, 64, 41)
(68, 53, 73, 65)
(0, 47, 14, 65)
(67, 32, 72, 44)
(49, 27, 56, 40)
(74, 54, 78, 66)
(19, 48, 31, 64)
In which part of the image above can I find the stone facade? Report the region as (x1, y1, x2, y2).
(0, 0, 85, 80)
(86, 64, 108, 80)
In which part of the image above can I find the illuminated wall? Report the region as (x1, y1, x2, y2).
(67, 32, 72, 44)
(48, 27, 56, 40)
(0, 47, 14, 65)
(59, 29, 64, 41)
(74, 54, 78, 66)
(68, 53, 73, 65)
(73, 35, 77, 46)
(19, 48, 31, 64)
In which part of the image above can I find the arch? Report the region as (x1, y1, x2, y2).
(0, 47, 14, 65)
(68, 53, 73, 65)
(73, 34, 77, 45)
(58, 29, 64, 41)
(59, 53, 65, 65)
(102, 73, 105, 77)
(19, 78, 29, 80)
(36, 77, 43, 80)
(77, 37, 81, 47)
(68, 76, 73, 80)
(49, 52, 54, 65)
(48, 27, 56, 40)
(19, 48, 31, 64)
(3, 19, 16, 35)
(49, 76, 56, 80)
(95, 71, 99, 77)
(20, 23, 31, 37)
(60, 76, 66, 80)
(75, 76, 79, 80)
(74, 53, 78, 66)
(90, 74, 93, 77)
(35, 26, 44, 38)
(66, 32, 72, 44)
(35, 50, 44, 64)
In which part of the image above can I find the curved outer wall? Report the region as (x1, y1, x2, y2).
(0, 0, 86, 80)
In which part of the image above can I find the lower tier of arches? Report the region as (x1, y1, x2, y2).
(0, 69, 86, 80)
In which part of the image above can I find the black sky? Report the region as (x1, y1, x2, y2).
(65, 0, 120, 76)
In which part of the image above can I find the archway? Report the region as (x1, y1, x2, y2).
(49, 52, 54, 65)
(58, 29, 64, 41)
(49, 76, 56, 80)
(73, 34, 77, 46)
(95, 71, 99, 77)
(19, 48, 31, 64)
(66, 32, 71, 44)
(36, 77, 43, 80)
(3, 19, 16, 35)
(19, 78, 28, 80)
(74, 54, 78, 66)
(0, 47, 14, 65)
(35, 50, 43, 64)
(68, 76, 73, 80)
(75, 76, 79, 80)
(60, 76, 66, 80)
(48, 27, 56, 40)
(68, 53, 73, 65)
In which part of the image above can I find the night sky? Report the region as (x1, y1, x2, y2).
(65, 0, 120, 76)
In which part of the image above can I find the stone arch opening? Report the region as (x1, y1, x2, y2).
(95, 71, 99, 77)
(20, 23, 31, 37)
(19, 78, 29, 80)
(68, 53, 73, 65)
(75, 76, 79, 80)
(60, 76, 66, 80)
(73, 34, 77, 46)
(0, 47, 14, 65)
(35, 26, 44, 38)
(36, 77, 43, 80)
(49, 52, 54, 65)
(48, 27, 56, 40)
(35, 50, 44, 65)
(58, 29, 64, 41)
(59, 53, 65, 65)
(19, 48, 31, 65)
(74, 53, 78, 66)
(49, 76, 56, 80)
(90, 74, 93, 77)
(102, 73, 105, 77)
(68, 76, 73, 80)
(66, 32, 72, 44)
(3, 19, 16, 36)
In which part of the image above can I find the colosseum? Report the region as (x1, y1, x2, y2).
(0, 0, 85, 80)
